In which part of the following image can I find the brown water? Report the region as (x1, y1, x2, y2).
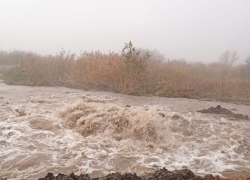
(0, 82, 250, 179)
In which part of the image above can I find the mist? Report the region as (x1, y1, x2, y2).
(2, 1, 250, 179)
(1, 0, 250, 63)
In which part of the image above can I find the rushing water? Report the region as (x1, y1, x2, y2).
(0, 82, 250, 179)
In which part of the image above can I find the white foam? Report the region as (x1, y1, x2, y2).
(0, 84, 250, 179)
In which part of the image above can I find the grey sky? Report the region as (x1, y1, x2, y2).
(1, 0, 250, 63)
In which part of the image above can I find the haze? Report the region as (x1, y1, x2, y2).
(1, 0, 250, 63)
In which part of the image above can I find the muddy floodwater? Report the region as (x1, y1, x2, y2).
(0, 81, 250, 180)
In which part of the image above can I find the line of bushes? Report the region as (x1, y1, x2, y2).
(3, 42, 250, 103)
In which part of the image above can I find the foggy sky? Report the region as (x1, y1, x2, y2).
(1, 0, 250, 63)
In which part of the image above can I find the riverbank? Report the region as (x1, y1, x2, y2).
(2, 168, 250, 180)
(33, 168, 250, 180)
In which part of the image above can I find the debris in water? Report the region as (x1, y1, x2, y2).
(158, 112, 165, 117)
(172, 114, 180, 119)
(13, 108, 26, 116)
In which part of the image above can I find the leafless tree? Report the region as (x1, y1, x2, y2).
(220, 50, 239, 66)
(136, 48, 166, 62)
(245, 55, 250, 67)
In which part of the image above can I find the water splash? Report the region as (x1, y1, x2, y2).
(0, 82, 250, 179)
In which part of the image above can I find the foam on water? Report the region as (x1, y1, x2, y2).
(0, 83, 250, 179)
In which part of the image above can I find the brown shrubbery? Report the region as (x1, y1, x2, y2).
(2, 42, 250, 102)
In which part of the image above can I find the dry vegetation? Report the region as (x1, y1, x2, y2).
(0, 50, 38, 75)
(2, 42, 250, 103)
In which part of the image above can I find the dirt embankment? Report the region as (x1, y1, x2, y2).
(12, 168, 248, 180)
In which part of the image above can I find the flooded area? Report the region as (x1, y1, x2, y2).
(0, 82, 250, 179)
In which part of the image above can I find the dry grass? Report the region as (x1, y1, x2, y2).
(3, 42, 250, 103)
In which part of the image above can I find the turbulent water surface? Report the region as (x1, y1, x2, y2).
(0, 82, 250, 179)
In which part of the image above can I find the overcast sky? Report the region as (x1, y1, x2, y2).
(1, 0, 250, 63)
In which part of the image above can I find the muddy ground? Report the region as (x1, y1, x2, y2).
(24, 168, 250, 180)
(198, 105, 249, 120)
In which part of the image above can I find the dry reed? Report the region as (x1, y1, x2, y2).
(2, 42, 250, 103)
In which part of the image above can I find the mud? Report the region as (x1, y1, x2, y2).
(36, 168, 204, 180)
(198, 105, 249, 120)
(33, 168, 250, 180)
